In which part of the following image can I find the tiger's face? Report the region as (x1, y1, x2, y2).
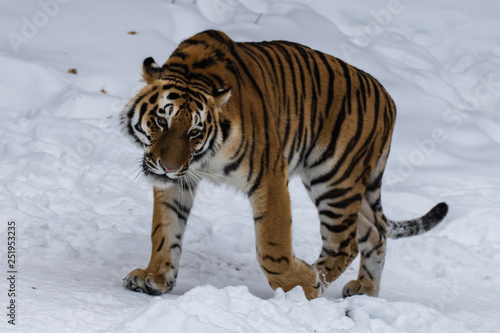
(121, 61, 231, 186)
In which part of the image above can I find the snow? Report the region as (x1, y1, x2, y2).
(1, 0, 499, 332)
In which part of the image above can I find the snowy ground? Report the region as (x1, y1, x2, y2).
(1, 0, 500, 332)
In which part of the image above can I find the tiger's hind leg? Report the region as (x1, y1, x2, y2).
(341, 158, 389, 296)
(301, 174, 363, 293)
(342, 197, 387, 297)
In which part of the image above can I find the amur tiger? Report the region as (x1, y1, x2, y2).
(120, 30, 448, 300)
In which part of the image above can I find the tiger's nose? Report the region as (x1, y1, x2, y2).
(160, 163, 179, 174)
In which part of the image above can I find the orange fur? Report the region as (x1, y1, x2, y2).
(121, 30, 447, 299)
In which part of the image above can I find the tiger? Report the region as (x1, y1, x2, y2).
(120, 30, 448, 300)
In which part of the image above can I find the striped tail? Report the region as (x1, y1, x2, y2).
(386, 202, 448, 239)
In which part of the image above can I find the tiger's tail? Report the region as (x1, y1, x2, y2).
(385, 202, 448, 239)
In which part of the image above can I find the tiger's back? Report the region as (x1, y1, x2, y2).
(167, 32, 396, 182)
(121, 30, 447, 299)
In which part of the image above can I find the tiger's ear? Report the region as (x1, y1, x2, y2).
(214, 88, 232, 108)
(142, 57, 162, 83)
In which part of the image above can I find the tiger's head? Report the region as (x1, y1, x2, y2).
(120, 57, 232, 186)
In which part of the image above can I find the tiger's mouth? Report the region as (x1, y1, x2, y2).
(142, 158, 188, 183)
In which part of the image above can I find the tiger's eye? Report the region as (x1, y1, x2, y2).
(190, 129, 201, 138)
(158, 117, 167, 126)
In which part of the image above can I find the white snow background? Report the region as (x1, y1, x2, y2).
(1, 0, 500, 332)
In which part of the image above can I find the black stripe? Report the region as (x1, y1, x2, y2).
(203, 30, 229, 44)
(249, 43, 280, 93)
(326, 194, 362, 209)
(356, 72, 368, 112)
(287, 133, 296, 165)
(152, 224, 161, 236)
(296, 127, 309, 168)
(208, 73, 225, 88)
(167, 62, 189, 75)
(238, 44, 275, 98)
(362, 264, 374, 280)
(331, 77, 382, 187)
(311, 50, 322, 95)
(310, 84, 365, 186)
(262, 255, 290, 264)
(139, 102, 148, 119)
(220, 119, 231, 141)
(149, 92, 159, 104)
(167, 92, 180, 100)
(308, 96, 347, 170)
(193, 57, 216, 69)
(170, 244, 181, 250)
(362, 242, 384, 258)
(247, 112, 258, 182)
(188, 73, 216, 90)
(321, 247, 348, 258)
(254, 216, 264, 223)
(262, 43, 286, 110)
(275, 43, 299, 115)
(224, 141, 248, 175)
(192, 125, 214, 162)
(260, 265, 280, 275)
(320, 214, 357, 233)
(319, 210, 343, 220)
(132, 102, 150, 141)
(314, 187, 353, 207)
(179, 38, 209, 47)
(173, 200, 190, 215)
(314, 51, 335, 118)
(303, 90, 321, 165)
(358, 227, 372, 243)
(339, 232, 356, 250)
(163, 201, 189, 221)
(248, 154, 265, 197)
(170, 51, 188, 60)
(156, 237, 165, 252)
(338, 59, 352, 114)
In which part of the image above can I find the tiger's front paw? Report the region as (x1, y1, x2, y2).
(123, 268, 175, 295)
(342, 279, 379, 298)
(267, 259, 322, 301)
